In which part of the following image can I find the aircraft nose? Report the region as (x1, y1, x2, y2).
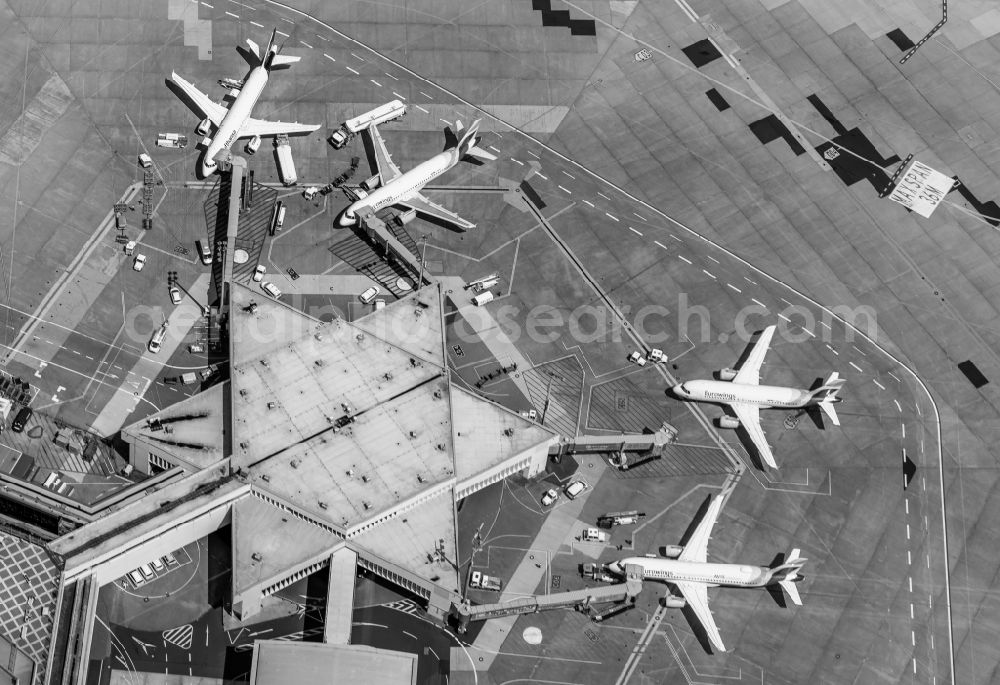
(607, 561, 622, 576)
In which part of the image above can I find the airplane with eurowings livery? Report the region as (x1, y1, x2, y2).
(168, 29, 320, 177)
(607, 493, 806, 653)
(335, 119, 497, 231)
(671, 324, 845, 469)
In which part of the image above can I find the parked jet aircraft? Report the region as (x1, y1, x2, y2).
(607, 493, 806, 653)
(671, 324, 845, 468)
(336, 119, 497, 230)
(168, 29, 320, 177)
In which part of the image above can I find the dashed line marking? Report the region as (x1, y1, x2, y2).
(488, 145, 500, 153)
(905, 499, 909, 514)
(780, 297, 793, 306)
(439, 117, 451, 125)
(873, 379, 885, 390)
(562, 170, 575, 179)
(250, 20, 263, 27)
(351, 52, 365, 61)
(384, 72, 398, 80)
(911, 632, 916, 647)
(702, 269, 717, 279)
(633, 212, 646, 221)
(536, 172, 548, 180)
(707, 255, 720, 264)
(201, 1, 213, 7)
(669, 234, 681, 241)
(744, 276, 757, 285)
(419, 90, 432, 99)
(558, 185, 572, 194)
(392, 91, 406, 100)
(279, 16, 293, 23)
(852, 345, 867, 356)
(316, 34, 330, 41)
(849, 361, 863, 372)
(371, 79, 383, 87)
(752, 298, 767, 309)
(597, 191, 611, 200)
(415, 105, 429, 114)
(654, 240, 668, 249)
(906, 523, 911, 539)
(605, 213, 619, 222)
(910, 603, 914, 619)
(894, 399, 902, 412)
(927, 554, 930, 569)
(323, 53, 336, 62)
(346, 66, 360, 75)
(727, 283, 741, 293)
(300, 40, 313, 49)
(678, 255, 693, 265)
(276, 30, 289, 37)
(889, 371, 901, 382)
(527, 150, 540, 159)
(583, 199, 595, 208)
(819, 321, 831, 330)
(777, 313, 791, 322)
(511, 158, 525, 166)
(225, 10, 239, 18)
(628, 227, 642, 236)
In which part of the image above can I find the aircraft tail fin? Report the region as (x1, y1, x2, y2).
(771, 548, 806, 606)
(452, 119, 497, 162)
(810, 372, 846, 426)
(244, 39, 262, 65)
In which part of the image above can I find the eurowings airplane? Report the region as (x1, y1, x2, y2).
(607, 493, 806, 653)
(335, 119, 497, 231)
(671, 324, 845, 469)
(168, 29, 320, 177)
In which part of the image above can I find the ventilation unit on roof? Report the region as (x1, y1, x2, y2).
(315, 359, 324, 367)
(240, 441, 248, 450)
(251, 552, 262, 562)
(409, 430, 417, 438)
(361, 475, 369, 483)
(504, 428, 514, 437)
(363, 502, 371, 510)
(356, 333, 365, 342)
(433, 389, 442, 399)
(318, 501, 328, 510)
(267, 402, 276, 410)
(315, 333, 324, 341)
(290, 459, 300, 469)
(260, 474, 270, 482)
(417, 474, 424, 483)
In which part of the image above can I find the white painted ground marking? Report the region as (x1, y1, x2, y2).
(654, 240, 668, 249)
(488, 145, 500, 153)
(703, 270, 717, 279)
(777, 313, 791, 322)
(384, 72, 398, 80)
(678, 255, 692, 265)
(874, 379, 885, 389)
(780, 297, 792, 306)
(415, 105, 429, 113)
(323, 53, 336, 62)
(672, 0, 698, 22)
(905, 499, 909, 514)
(276, 30, 289, 37)
(562, 170, 575, 179)
(906, 524, 911, 539)
(752, 298, 767, 309)
(527, 150, 540, 159)
(727, 283, 741, 293)
(819, 320, 831, 330)
(392, 91, 406, 100)
(889, 372, 901, 382)
(419, 91, 432, 99)
(250, 20, 263, 27)
(351, 52, 365, 61)
(825, 344, 839, 356)
(583, 199, 595, 207)
(346, 66, 359, 75)
(894, 399, 902, 412)
(605, 213, 619, 222)
(316, 34, 330, 41)
(802, 327, 815, 337)
(598, 191, 611, 200)
(558, 185, 571, 194)
(225, 11, 239, 18)
(744, 276, 757, 285)
(300, 40, 313, 49)
(849, 361, 863, 372)
(630, 227, 644, 236)
(707, 255, 720, 263)
(852, 345, 867, 356)
(201, 2, 213, 7)
(536, 173, 548, 180)
(371, 79, 382, 87)
(902, 424, 906, 439)
(280, 16, 293, 23)
(511, 158, 524, 166)
(440, 118, 450, 125)
(633, 212, 646, 221)
(669, 234, 681, 241)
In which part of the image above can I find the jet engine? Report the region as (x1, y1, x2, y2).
(196, 117, 211, 137)
(663, 545, 683, 558)
(718, 416, 740, 429)
(664, 594, 686, 609)
(718, 368, 738, 381)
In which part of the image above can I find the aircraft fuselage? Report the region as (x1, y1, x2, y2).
(609, 557, 772, 589)
(201, 61, 270, 177)
(673, 379, 814, 409)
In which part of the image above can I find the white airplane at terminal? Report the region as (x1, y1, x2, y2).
(335, 119, 497, 231)
(607, 493, 807, 653)
(671, 324, 846, 469)
(168, 29, 320, 177)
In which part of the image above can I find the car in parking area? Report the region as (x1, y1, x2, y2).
(127, 570, 144, 587)
(564, 480, 588, 499)
(132, 254, 147, 271)
(169, 285, 181, 304)
(261, 282, 281, 299)
(541, 488, 558, 506)
(138, 564, 154, 580)
(150, 558, 165, 573)
(252, 264, 266, 282)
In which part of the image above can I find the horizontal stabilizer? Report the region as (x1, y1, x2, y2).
(466, 145, 497, 162)
(818, 399, 840, 426)
(269, 54, 301, 68)
(778, 578, 802, 605)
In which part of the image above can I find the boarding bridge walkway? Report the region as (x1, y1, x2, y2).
(453, 564, 643, 633)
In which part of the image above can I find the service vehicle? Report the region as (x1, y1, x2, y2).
(474, 277, 499, 292)
(132, 254, 147, 272)
(148, 322, 168, 354)
(252, 264, 266, 282)
(275, 134, 297, 185)
(11, 407, 32, 433)
(155, 133, 188, 149)
(275, 204, 286, 229)
(359, 286, 380, 304)
(261, 282, 281, 299)
(648, 348, 665, 363)
(328, 100, 406, 148)
(564, 480, 588, 499)
(138, 153, 153, 168)
(541, 488, 558, 506)
(198, 240, 212, 265)
(188, 344, 204, 353)
(169, 285, 182, 305)
(627, 351, 646, 366)
(115, 213, 127, 229)
(374, 299, 386, 311)
(472, 291, 494, 307)
(581, 528, 609, 543)
(124, 240, 136, 255)
(597, 511, 647, 528)
(128, 570, 145, 587)
(302, 186, 320, 200)
(245, 134, 261, 155)
(469, 571, 502, 592)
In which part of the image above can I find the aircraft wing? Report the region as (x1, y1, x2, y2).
(240, 118, 321, 138)
(397, 193, 477, 231)
(673, 581, 726, 653)
(732, 325, 776, 385)
(678, 494, 724, 563)
(169, 72, 227, 125)
(365, 124, 403, 182)
(731, 403, 777, 469)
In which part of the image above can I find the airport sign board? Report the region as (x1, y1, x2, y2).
(887, 159, 955, 218)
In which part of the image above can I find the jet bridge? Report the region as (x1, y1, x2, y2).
(452, 564, 643, 632)
(548, 421, 678, 469)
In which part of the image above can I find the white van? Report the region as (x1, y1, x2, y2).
(359, 286, 380, 304)
(128, 570, 145, 587)
(245, 135, 261, 155)
(138, 564, 155, 580)
(276, 205, 286, 229)
(148, 323, 168, 354)
(138, 153, 153, 169)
